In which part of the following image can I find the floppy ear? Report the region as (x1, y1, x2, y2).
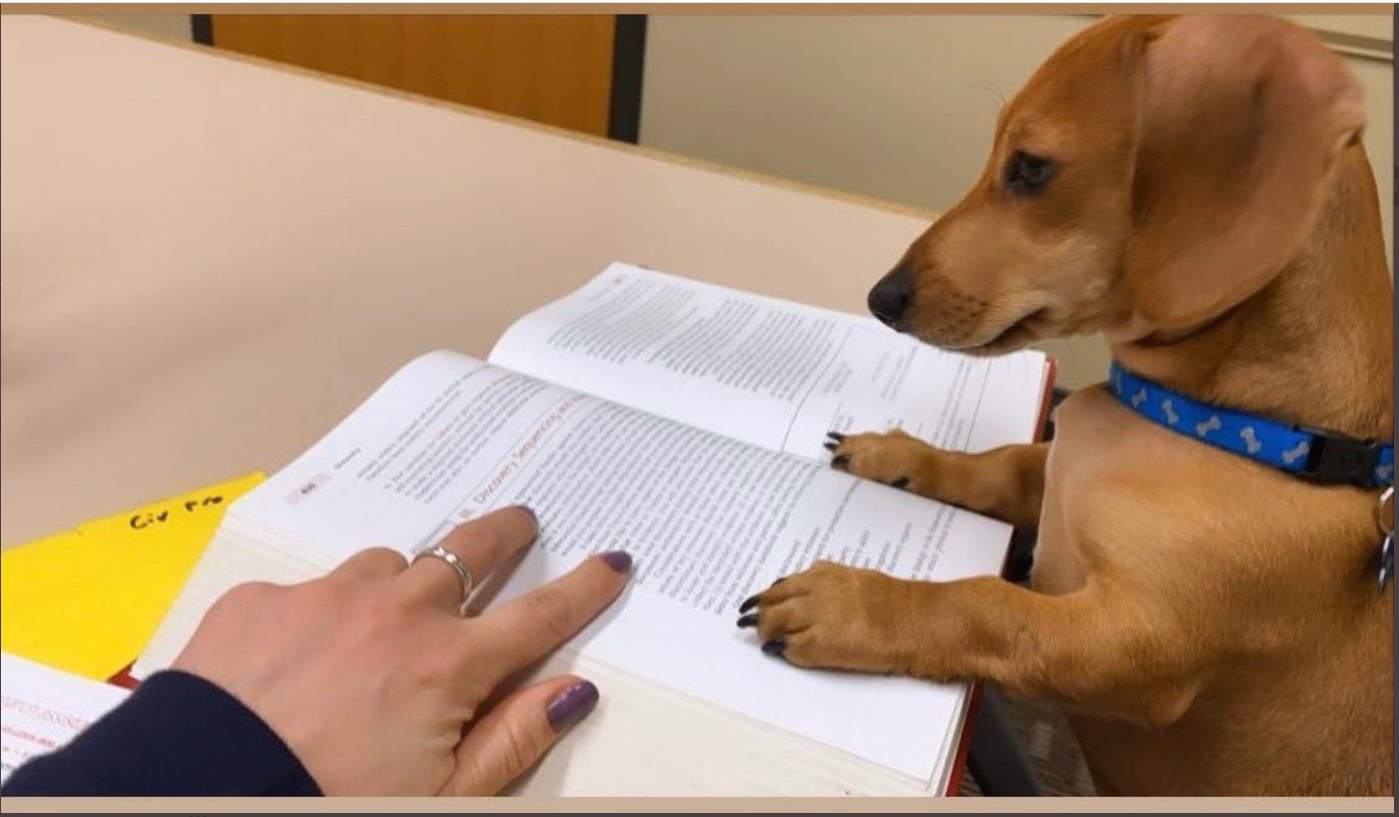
(1125, 15, 1366, 328)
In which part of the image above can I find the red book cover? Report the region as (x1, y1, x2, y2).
(107, 664, 140, 691)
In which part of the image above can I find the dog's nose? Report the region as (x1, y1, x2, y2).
(867, 268, 912, 327)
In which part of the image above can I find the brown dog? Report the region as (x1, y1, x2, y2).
(746, 15, 1393, 795)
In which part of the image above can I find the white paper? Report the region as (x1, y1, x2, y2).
(1, 653, 129, 784)
(490, 263, 1048, 461)
(219, 351, 1009, 781)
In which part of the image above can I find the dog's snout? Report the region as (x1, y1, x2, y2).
(868, 268, 912, 327)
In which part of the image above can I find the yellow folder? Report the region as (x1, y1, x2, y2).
(1, 473, 264, 680)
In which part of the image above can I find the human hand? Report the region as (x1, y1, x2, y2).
(172, 506, 630, 795)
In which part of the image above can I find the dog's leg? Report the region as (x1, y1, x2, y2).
(748, 564, 1198, 728)
(827, 431, 1048, 529)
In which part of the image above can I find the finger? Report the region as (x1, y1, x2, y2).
(399, 506, 538, 611)
(472, 552, 631, 677)
(327, 547, 409, 583)
(441, 675, 598, 796)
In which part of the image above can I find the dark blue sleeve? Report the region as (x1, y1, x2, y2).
(1, 670, 321, 796)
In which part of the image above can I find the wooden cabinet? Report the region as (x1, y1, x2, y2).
(205, 14, 642, 139)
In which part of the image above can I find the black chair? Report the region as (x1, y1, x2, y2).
(964, 386, 1071, 796)
(967, 689, 1045, 796)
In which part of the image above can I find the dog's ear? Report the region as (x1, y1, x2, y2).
(1124, 15, 1365, 329)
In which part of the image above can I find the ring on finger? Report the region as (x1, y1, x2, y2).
(412, 545, 475, 615)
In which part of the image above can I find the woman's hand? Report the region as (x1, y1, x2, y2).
(171, 506, 630, 795)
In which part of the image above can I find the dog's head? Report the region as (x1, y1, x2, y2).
(869, 15, 1366, 354)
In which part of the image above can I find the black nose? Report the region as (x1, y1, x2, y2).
(867, 268, 912, 327)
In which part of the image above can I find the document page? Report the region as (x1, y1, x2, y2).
(1, 653, 129, 784)
(146, 351, 1010, 782)
(490, 263, 1049, 462)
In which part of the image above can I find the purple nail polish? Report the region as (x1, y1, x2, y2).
(600, 550, 632, 574)
(546, 680, 599, 733)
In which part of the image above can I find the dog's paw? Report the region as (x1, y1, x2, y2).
(823, 429, 938, 493)
(736, 561, 915, 674)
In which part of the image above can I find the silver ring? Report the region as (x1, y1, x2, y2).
(413, 545, 474, 614)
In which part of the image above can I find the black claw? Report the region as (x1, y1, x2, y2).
(822, 441, 838, 452)
(826, 431, 845, 442)
(831, 454, 851, 470)
(762, 638, 787, 657)
(891, 476, 910, 489)
(739, 594, 761, 614)
(737, 614, 759, 628)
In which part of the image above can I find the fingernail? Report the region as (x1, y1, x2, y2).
(547, 680, 599, 733)
(822, 442, 838, 452)
(517, 505, 538, 525)
(891, 477, 910, 489)
(600, 550, 632, 574)
(738, 594, 760, 613)
(772, 577, 785, 586)
(762, 638, 786, 657)
(827, 431, 845, 441)
(737, 614, 758, 628)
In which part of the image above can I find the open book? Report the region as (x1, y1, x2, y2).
(1, 652, 130, 785)
(135, 263, 1052, 796)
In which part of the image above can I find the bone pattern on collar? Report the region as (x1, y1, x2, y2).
(1109, 362, 1394, 489)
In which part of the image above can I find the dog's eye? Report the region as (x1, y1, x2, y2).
(1004, 151, 1055, 194)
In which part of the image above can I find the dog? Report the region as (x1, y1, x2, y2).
(741, 15, 1393, 795)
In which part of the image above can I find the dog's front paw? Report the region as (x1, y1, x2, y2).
(823, 429, 940, 494)
(736, 561, 918, 675)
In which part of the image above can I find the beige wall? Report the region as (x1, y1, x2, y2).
(640, 14, 1395, 388)
(74, 13, 1398, 390)
(86, 14, 191, 42)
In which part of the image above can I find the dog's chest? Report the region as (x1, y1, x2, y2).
(1031, 386, 1160, 594)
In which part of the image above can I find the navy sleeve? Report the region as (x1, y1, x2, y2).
(1, 670, 321, 796)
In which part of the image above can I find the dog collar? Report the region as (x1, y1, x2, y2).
(1109, 362, 1394, 490)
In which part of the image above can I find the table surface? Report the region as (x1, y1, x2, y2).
(1, 15, 935, 549)
(2, 16, 965, 797)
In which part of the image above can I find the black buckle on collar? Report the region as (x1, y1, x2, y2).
(1299, 431, 1382, 487)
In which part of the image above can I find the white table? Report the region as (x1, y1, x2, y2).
(1, 16, 935, 549)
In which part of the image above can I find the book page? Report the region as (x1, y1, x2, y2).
(1, 653, 130, 784)
(490, 263, 1048, 462)
(143, 351, 1010, 783)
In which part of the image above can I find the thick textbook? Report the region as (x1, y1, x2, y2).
(135, 263, 1053, 795)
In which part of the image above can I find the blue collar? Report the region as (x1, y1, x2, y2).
(1109, 362, 1394, 490)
